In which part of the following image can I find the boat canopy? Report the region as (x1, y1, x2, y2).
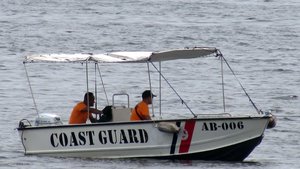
(24, 47, 217, 63)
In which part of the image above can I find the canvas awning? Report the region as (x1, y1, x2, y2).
(24, 47, 217, 63)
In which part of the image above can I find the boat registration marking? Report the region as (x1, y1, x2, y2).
(202, 121, 244, 131)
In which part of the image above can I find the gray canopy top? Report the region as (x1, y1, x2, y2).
(24, 47, 218, 63)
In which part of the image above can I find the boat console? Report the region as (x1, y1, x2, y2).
(91, 93, 132, 123)
(111, 93, 132, 122)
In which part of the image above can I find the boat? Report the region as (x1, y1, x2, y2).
(17, 47, 276, 161)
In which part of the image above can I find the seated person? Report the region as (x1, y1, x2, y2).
(69, 92, 102, 124)
(130, 90, 156, 121)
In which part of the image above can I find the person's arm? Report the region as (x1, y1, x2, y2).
(80, 107, 102, 114)
(89, 108, 102, 115)
(86, 108, 102, 123)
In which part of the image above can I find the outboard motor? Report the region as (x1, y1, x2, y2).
(35, 113, 63, 126)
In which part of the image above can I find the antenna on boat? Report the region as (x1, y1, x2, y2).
(216, 50, 263, 114)
(149, 61, 197, 118)
(24, 63, 40, 117)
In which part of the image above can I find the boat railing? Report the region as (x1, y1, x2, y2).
(112, 93, 130, 108)
(195, 113, 232, 118)
(111, 93, 132, 122)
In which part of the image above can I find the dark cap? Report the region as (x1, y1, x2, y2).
(142, 90, 156, 99)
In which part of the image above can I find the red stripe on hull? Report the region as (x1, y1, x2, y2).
(179, 119, 196, 153)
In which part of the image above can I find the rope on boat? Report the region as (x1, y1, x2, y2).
(216, 50, 263, 114)
(149, 61, 197, 118)
(96, 63, 109, 105)
(23, 63, 39, 117)
(21, 130, 27, 154)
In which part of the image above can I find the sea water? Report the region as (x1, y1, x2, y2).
(0, 0, 299, 168)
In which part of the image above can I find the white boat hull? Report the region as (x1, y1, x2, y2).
(18, 116, 269, 161)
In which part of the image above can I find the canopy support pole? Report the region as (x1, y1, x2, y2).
(159, 61, 162, 119)
(94, 63, 98, 120)
(85, 60, 90, 115)
(95, 63, 98, 109)
(24, 63, 39, 117)
(147, 61, 155, 118)
(149, 61, 197, 118)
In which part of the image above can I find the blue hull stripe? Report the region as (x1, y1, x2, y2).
(170, 121, 181, 154)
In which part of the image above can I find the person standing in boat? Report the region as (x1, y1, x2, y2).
(130, 90, 156, 121)
(69, 92, 102, 124)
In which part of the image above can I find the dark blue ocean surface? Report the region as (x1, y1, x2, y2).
(0, 0, 299, 168)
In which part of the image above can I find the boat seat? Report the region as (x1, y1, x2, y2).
(112, 106, 132, 122)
